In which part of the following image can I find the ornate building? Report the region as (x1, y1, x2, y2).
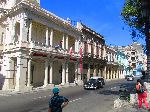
(0, 0, 82, 91)
(76, 22, 106, 82)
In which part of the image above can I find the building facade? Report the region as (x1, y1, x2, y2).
(115, 42, 147, 76)
(0, 0, 82, 91)
(105, 46, 125, 79)
(76, 23, 106, 82)
(0, 0, 138, 92)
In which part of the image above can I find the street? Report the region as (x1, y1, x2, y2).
(0, 79, 137, 112)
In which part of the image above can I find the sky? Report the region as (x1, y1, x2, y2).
(40, 0, 145, 46)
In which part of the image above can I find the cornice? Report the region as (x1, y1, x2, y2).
(0, 1, 81, 35)
(81, 23, 104, 40)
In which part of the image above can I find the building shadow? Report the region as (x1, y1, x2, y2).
(98, 82, 136, 96)
(0, 74, 5, 90)
(98, 89, 120, 96)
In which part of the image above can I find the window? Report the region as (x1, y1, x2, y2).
(131, 57, 136, 61)
(131, 52, 135, 55)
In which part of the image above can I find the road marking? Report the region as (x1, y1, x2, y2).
(69, 98, 82, 103)
(0, 94, 11, 96)
(33, 95, 51, 100)
(111, 87, 117, 90)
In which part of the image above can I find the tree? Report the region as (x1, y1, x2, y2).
(121, 0, 150, 81)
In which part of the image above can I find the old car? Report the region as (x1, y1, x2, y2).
(83, 77, 105, 90)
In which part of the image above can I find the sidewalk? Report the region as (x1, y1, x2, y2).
(0, 83, 79, 96)
(108, 103, 149, 112)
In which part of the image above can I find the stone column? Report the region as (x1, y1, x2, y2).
(93, 64, 96, 76)
(15, 55, 28, 91)
(123, 70, 126, 78)
(117, 70, 119, 79)
(44, 60, 48, 86)
(46, 27, 49, 46)
(99, 45, 101, 59)
(5, 24, 11, 44)
(110, 68, 113, 79)
(20, 19, 28, 42)
(75, 62, 78, 80)
(61, 63, 66, 85)
(2, 56, 11, 90)
(75, 40, 78, 53)
(65, 62, 69, 84)
(98, 66, 101, 77)
(121, 70, 124, 78)
(106, 68, 108, 79)
(27, 59, 31, 87)
(66, 35, 69, 50)
(108, 69, 110, 79)
(103, 66, 107, 79)
(103, 46, 106, 59)
(87, 64, 90, 81)
(28, 21, 32, 42)
(49, 62, 53, 84)
(50, 29, 53, 47)
(11, 22, 15, 43)
(62, 33, 65, 49)
(94, 42, 97, 56)
(119, 70, 121, 78)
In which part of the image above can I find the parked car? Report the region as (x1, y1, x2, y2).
(127, 75, 134, 81)
(83, 77, 105, 90)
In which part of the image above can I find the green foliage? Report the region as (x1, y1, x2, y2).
(121, 0, 145, 39)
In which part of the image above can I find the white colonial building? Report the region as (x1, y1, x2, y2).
(0, 0, 82, 91)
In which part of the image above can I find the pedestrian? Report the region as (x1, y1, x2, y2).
(48, 87, 69, 112)
(74, 78, 78, 86)
(136, 79, 150, 111)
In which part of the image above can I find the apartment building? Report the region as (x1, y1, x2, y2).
(115, 42, 147, 76)
(105, 46, 126, 79)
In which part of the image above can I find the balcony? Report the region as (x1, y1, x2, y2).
(3, 41, 80, 59)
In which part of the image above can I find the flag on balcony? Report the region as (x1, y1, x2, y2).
(79, 47, 83, 73)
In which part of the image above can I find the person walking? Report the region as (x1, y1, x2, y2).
(48, 87, 69, 112)
(136, 79, 150, 111)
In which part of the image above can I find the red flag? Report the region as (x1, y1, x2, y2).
(69, 47, 73, 61)
(79, 47, 83, 73)
(69, 47, 73, 56)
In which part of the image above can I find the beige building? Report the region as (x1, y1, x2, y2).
(105, 46, 124, 79)
(0, 0, 128, 92)
(76, 23, 124, 81)
(76, 23, 106, 82)
(0, 0, 82, 91)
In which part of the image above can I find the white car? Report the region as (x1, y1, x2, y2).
(127, 76, 134, 81)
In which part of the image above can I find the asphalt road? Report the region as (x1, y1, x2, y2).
(0, 79, 137, 112)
